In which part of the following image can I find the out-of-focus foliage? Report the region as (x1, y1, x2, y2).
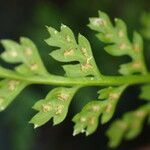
(140, 84, 150, 101)
(107, 104, 150, 148)
(140, 12, 150, 40)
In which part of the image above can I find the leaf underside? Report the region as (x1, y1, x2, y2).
(0, 10, 149, 149)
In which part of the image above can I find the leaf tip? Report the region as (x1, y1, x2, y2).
(73, 129, 78, 136)
(34, 124, 39, 129)
(0, 106, 5, 111)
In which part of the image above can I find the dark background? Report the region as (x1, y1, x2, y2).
(0, 0, 150, 150)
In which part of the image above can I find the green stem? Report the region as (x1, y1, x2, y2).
(0, 67, 150, 86)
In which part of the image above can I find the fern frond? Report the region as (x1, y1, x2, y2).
(0, 79, 27, 111)
(72, 11, 148, 137)
(0, 10, 149, 149)
(140, 84, 150, 101)
(30, 24, 103, 127)
(1, 38, 48, 75)
(30, 86, 79, 127)
(107, 104, 150, 148)
(88, 11, 147, 75)
(72, 85, 126, 135)
(45, 25, 101, 78)
(0, 38, 48, 110)
(86, 11, 150, 146)
(140, 12, 150, 39)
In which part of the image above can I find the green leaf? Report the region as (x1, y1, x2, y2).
(88, 12, 149, 146)
(119, 61, 144, 75)
(106, 120, 127, 148)
(140, 12, 150, 39)
(72, 85, 126, 136)
(88, 11, 113, 34)
(30, 86, 79, 128)
(1, 40, 23, 63)
(63, 64, 93, 77)
(98, 85, 126, 124)
(73, 101, 103, 136)
(107, 104, 150, 148)
(0, 11, 149, 149)
(1, 37, 48, 76)
(0, 37, 49, 110)
(140, 84, 150, 101)
(46, 25, 101, 78)
(88, 11, 147, 75)
(124, 110, 146, 140)
(19, 37, 48, 75)
(0, 79, 28, 111)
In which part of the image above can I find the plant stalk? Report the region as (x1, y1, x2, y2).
(0, 67, 150, 86)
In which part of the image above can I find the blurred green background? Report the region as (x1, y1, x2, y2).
(0, 0, 149, 150)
